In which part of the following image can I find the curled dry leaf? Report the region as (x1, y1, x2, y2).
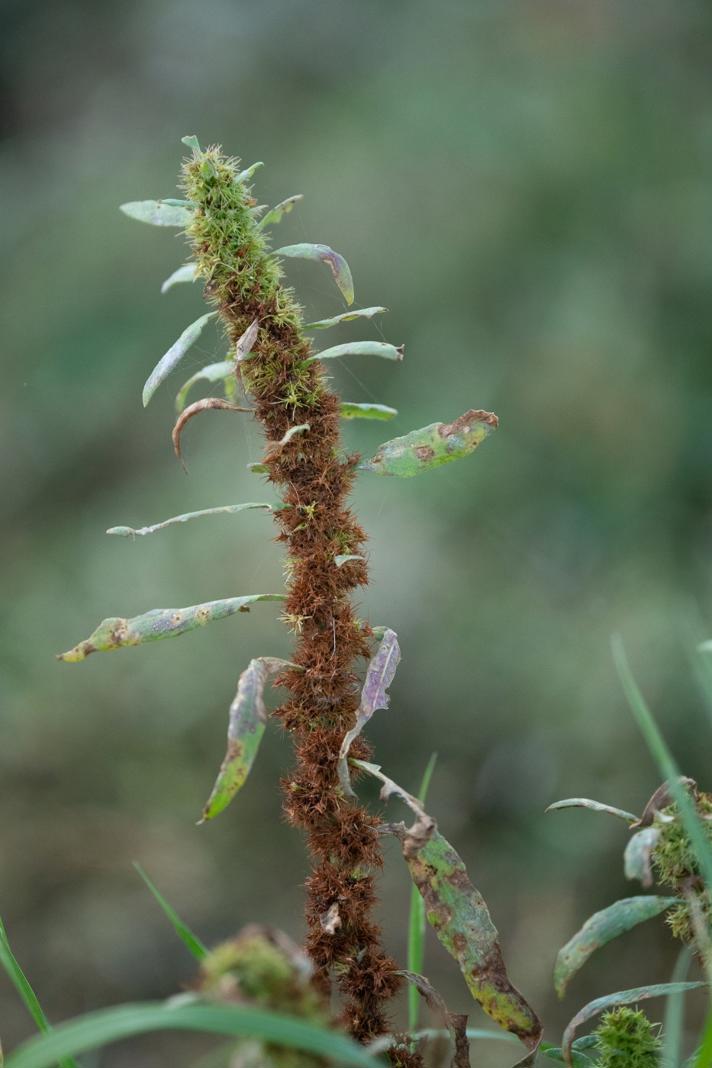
(546, 798, 638, 824)
(274, 243, 355, 305)
(57, 594, 286, 662)
(143, 312, 217, 407)
(623, 828, 661, 887)
(360, 410, 498, 478)
(319, 904, 342, 936)
(306, 307, 388, 330)
(631, 778, 697, 828)
(398, 971, 468, 1067)
(107, 502, 272, 539)
(235, 319, 260, 362)
(554, 896, 678, 997)
(561, 982, 706, 1067)
(172, 398, 252, 466)
(200, 657, 293, 822)
(338, 630, 401, 796)
(306, 341, 403, 365)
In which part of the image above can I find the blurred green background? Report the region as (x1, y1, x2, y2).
(3, 0, 712, 1063)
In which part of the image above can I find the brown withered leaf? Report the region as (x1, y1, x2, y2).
(171, 397, 252, 467)
(631, 777, 697, 828)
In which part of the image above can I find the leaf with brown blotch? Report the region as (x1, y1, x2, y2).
(546, 798, 638, 824)
(57, 594, 286, 662)
(360, 410, 497, 478)
(172, 398, 252, 467)
(274, 243, 355, 305)
(353, 761, 541, 1057)
(338, 630, 400, 797)
(561, 983, 706, 1067)
(554, 896, 678, 998)
(623, 827, 661, 887)
(200, 657, 294, 822)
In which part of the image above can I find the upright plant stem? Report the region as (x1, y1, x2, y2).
(181, 146, 401, 1042)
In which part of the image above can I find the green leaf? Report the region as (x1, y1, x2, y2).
(142, 312, 217, 407)
(360, 409, 498, 478)
(337, 630, 400, 797)
(612, 636, 712, 895)
(175, 360, 235, 412)
(306, 341, 403, 365)
(107, 503, 272, 539)
(2, 999, 381, 1068)
(546, 798, 638, 823)
(408, 754, 438, 1034)
(306, 307, 387, 330)
(258, 195, 303, 229)
(200, 657, 292, 822)
(132, 864, 208, 962)
(120, 200, 193, 227)
(57, 594, 285, 662)
(0, 917, 78, 1068)
(237, 162, 264, 182)
(661, 947, 694, 1068)
(247, 462, 269, 475)
(340, 403, 398, 421)
(161, 263, 198, 294)
(181, 135, 202, 154)
(562, 982, 706, 1066)
(274, 243, 354, 305)
(354, 761, 541, 1055)
(623, 828, 661, 887)
(554, 896, 678, 997)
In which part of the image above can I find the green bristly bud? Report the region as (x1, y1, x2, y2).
(593, 1007, 662, 1068)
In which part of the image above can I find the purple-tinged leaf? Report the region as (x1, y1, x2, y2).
(142, 312, 217, 407)
(200, 658, 293, 822)
(554, 896, 678, 997)
(562, 983, 706, 1067)
(624, 828, 661, 887)
(306, 307, 387, 330)
(161, 263, 198, 293)
(57, 594, 285, 662)
(338, 630, 400, 796)
(258, 195, 303, 230)
(120, 200, 193, 228)
(274, 243, 354, 305)
(546, 798, 637, 824)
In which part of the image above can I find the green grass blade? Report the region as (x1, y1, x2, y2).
(133, 864, 208, 962)
(662, 946, 693, 1068)
(407, 753, 438, 1034)
(693, 1007, 712, 1068)
(0, 917, 78, 1068)
(3, 1000, 382, 1068)
(611, 636, 712, 897)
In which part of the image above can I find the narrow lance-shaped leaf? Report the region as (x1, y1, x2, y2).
(143, 312, 216, 407)
(554, 896, 678, 998)
(161, 263, 198, 294)
(200, 658, 293, 822)
(120, 200, 193, 228)
(132, 864, 208, 962)
(258, 195, 303, 229)
(561, 983, 707, 1067)
(408, 754, 438, 1034)
(335, 555, 364, 568)
(273, 424, 309, 448)
(175, 361, 235, 412)
(306, 341, 403, 365)
(57, 594, 285, 663)
(237, 161, 264, 182)
(107, 502, 272, 539)
(338, 630, 400, 796)
(340, 402, 398, 421)
(172, 398, 252, 467)
(306, 307, 387, 330)
(546, 798, 638, 824)
(360, 410, 498, 478)
(274, 243, 354, 305)
(354, 761, 542, 1056)
(623, 828, 661, 888)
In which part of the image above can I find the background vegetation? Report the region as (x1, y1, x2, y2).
(2, 0, 712, 1064)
